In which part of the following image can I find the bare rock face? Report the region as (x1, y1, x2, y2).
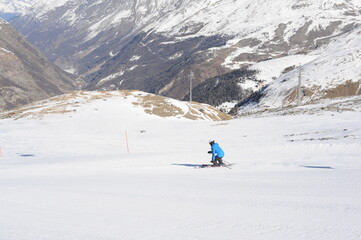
(0, 19, 75, 111)
(9, 0, 361, 102)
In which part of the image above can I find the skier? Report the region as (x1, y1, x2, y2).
(208, 140, 224, 166)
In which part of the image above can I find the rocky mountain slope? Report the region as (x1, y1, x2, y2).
(0, 90, 232, 121)
(0, 19, 75, 111)
(10, 0, 361, 102)
(183, 68, 257, 108)
(235, 25, 361, 112)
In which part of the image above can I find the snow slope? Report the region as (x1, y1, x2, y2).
(0, 0, 36, 20)
(0, 90, 231, 121)
(239, 25, 361, 111)
(1, 93, 361, 239)
(0, 0, 66, 15)
(26, 0, 360, 41)
(0, 0, 35, 14)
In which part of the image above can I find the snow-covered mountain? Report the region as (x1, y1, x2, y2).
(236, 25, 361, 112)
(10, 0, 361, 102)
(0, 18, 75, 111)
(0, 0, 35, 20)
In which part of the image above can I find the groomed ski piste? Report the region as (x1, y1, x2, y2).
(1, 91, 361, 240)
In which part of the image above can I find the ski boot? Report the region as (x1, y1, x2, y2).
(211, 160, 219, 166)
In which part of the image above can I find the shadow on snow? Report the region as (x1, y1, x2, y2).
(18, 154, 36, 157)
(300, 165, 334, 169)
(172, 163, 205, 168)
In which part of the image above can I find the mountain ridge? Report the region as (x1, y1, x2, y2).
(0, 18, 75, 111)
(10, 0, 361, 102)
(235, 25, 361, 112)
(0, 90, 232, 121)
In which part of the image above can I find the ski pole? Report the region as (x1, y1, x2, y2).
(223, 160, 232, 169)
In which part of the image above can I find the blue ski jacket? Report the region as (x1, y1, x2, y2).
(211, 143, 224, 161)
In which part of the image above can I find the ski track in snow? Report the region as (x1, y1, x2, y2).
(1, 98, 361, 240)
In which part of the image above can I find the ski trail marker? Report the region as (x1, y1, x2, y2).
(125, 130, 130, 153)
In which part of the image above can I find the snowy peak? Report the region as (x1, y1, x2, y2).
(151, 0, 360, 36)
(0, 0, 35, 20)
(26, 0, 361, 40)
(0, 0, 34, 14)
(1, 91, 232, 121)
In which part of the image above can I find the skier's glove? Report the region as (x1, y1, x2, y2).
(207, 151, 212, 154)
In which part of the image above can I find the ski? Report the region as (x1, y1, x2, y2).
(195, 163, 234, 169)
